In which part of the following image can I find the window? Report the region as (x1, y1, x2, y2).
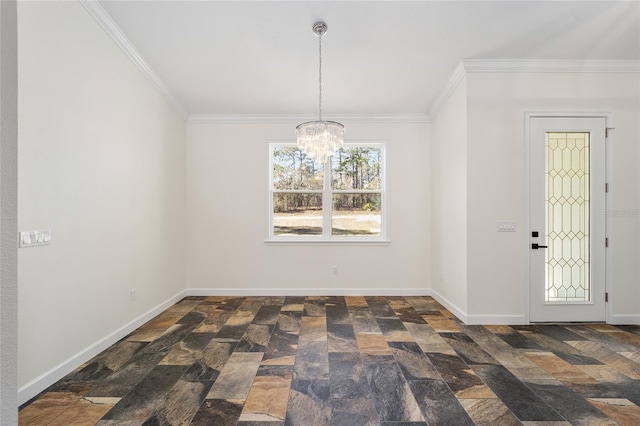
(269, 142, 386, 242)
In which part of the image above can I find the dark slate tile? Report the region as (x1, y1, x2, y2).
(182, 361, 220, 383)
(256, 365, 294, 378)
(618, 325, 640, 337)
(276, 311, 302, 332)
(439, 332, 498, 365)
(182, 332, 216, 350)
(567, 325, 640, 352)
(552, 350, 604, 366)
(190, 399, 244, 426)
(303, 298, 326, 317)
(282, 296, 305, 311)
(215, 297, 246, 311)
(534, 325, 590, 342)
(525, 379, 615, 424)
(216, 324, 249, 341)
(330, 398, 378, 426)
(252, 305, 282, 325)
(324, 296, 346, 305)
(150, 379, 211, 425)
(235, 324, 274, 352)
(86, 324, 196, 397)
(262, 329, 299, 364)
(425, 352, 485, 394)
(388, 342, 440, 381)
(328, 352, 370, 399)
(176, 311, 206, 326)
(294, 341, 329, 380)
(238, 422, 284, 426)
(365, 296, 396, 318)
(495, 329, 545, 349)
(202, 341, 236, 372)
(365, 358, 424, 422)
(408, 379, 475, 426)
(326, 303, 351, 325)
(327, 323, 358, 352)
(377, 317, 410, 337)
(285, 379, 330, 426)
(394, 307, 427, 324)
(52, 340, 148, 393)
(380, 423, 427, 426)
(472, 364, 564, 421)
(102, 365, 189, 421)
(349, 307, 381, 333)
(514, 327, 604, 365)
(616, 380, 640, 406)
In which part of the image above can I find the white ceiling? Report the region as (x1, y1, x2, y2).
(97, 1, 640, 117)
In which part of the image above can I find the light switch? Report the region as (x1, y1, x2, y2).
(497, 221, 516, 232)
(19, 230, 51, 248)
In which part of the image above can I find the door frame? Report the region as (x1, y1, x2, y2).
(524, 112, 613, 324)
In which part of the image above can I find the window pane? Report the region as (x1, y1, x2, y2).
(332, 147, 383, 190)
(332, 193, 381, 236)
(273, 147, 323, 190)
(273, 193, 322, 236)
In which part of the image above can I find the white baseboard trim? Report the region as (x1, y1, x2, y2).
(465, 314, 527, 325)
(18, 289, 187, 406)
(185, 287, 432, 297)
(428, 289, 468, 324)
(610, 314, 640, 325)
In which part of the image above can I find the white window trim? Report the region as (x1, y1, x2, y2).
(266, 140, 389, 245)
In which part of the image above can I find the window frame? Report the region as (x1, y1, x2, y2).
(267, 140, 388, 245)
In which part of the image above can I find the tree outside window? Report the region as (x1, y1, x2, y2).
(269, 143, 385, 240)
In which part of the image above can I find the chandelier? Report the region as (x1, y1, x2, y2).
(296, 22, 344, 164)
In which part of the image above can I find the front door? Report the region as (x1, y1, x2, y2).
(529, 116, 606, 322)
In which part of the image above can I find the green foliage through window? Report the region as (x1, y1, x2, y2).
(270, 143, 385, 238)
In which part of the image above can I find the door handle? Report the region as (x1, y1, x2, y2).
(531, 243, 548, 249)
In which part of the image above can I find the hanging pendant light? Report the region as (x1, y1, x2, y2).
(296, 22, 344, 164)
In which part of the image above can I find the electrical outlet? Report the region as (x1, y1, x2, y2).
(332, 266, 339, 275)
(131, 288, 137, 302)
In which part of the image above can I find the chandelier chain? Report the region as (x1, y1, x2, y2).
(318, 34, 322, 121)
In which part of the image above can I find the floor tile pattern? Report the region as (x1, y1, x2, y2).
(19, 296, 640, 425)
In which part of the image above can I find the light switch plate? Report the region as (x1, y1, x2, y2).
(497, 221, 516, 232)
(19, 230, 51, 248)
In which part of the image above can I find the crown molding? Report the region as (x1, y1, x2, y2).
(429, 59, 640, 119)
(462, 59, 640, 73)
(428, 61, 467, 120)
(79, 0, 188, 120)
(187, 113, 431, 124)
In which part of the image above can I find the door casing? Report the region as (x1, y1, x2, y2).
(525, 112, 611, 324)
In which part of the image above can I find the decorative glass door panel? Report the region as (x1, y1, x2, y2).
(545, 132, 590, 303)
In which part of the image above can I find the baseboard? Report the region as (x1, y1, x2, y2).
(465, 314, 527, 325)
(185, 287, 432, 297)
(610, 314, 640, 325)
(428, 289, 468, 323)
(18, 289, 187, 406)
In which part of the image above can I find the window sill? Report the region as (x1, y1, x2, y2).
(264, 239, 391, 246)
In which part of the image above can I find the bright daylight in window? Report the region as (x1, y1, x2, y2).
(269, 143, 385, 242)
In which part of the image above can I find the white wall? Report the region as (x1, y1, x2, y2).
(430, 77, 468, 317)
(17, 1, 186, 402)
(1, 0, 18, 423)
(186, 121, 431, 294)
(464, 72, 640, 323)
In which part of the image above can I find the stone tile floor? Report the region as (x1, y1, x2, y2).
(19, 296, 640, 425)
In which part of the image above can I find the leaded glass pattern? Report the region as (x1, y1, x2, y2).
(545, 132, 590, 302)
